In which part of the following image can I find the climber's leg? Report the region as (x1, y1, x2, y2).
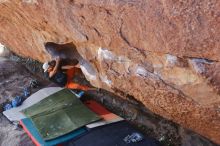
(65, 67, 89, 91)
(66, 82, 89, 91)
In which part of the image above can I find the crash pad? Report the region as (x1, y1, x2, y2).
(20, 118, 87, 146)
(64, 121, 161, 146)
(84, 100, 124, 128)
(22, 89, 100, 140)
(3, 87, 63, 122)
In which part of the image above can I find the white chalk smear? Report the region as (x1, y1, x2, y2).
(80, 63, 97, 81)
(98, 47, 116, 61)
(100, 75, 112, 86)
(22, 0, 38, 4)
(166, 54, 177, 66)
(135, 65, 160, 80)
(135, 66, 148, 77)
(98, 47, 130, 63)
(189, 58, 213, 74)
(0, 43, 5, 54)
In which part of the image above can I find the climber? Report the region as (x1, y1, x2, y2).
(43, 57, 93, 91)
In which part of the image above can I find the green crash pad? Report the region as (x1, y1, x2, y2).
(22, 89, 100, 140)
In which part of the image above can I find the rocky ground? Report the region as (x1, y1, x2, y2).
(0, 114, 34, 146)
(0, 57, 48, 146)
(0, 55, 218, 146)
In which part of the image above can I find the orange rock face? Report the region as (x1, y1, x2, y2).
(0, 0, 220, 144)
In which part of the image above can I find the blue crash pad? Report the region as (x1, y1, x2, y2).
(20, 118, 87, 146)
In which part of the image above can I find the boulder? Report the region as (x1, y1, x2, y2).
(0, 0, 219, 144)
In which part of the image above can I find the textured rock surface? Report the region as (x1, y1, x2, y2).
(0, 0, 220, 144)
(0, 114, 33, 146)
(0, 58, 47, 146)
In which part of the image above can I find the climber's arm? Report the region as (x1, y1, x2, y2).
(49, 57, 61, 78)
